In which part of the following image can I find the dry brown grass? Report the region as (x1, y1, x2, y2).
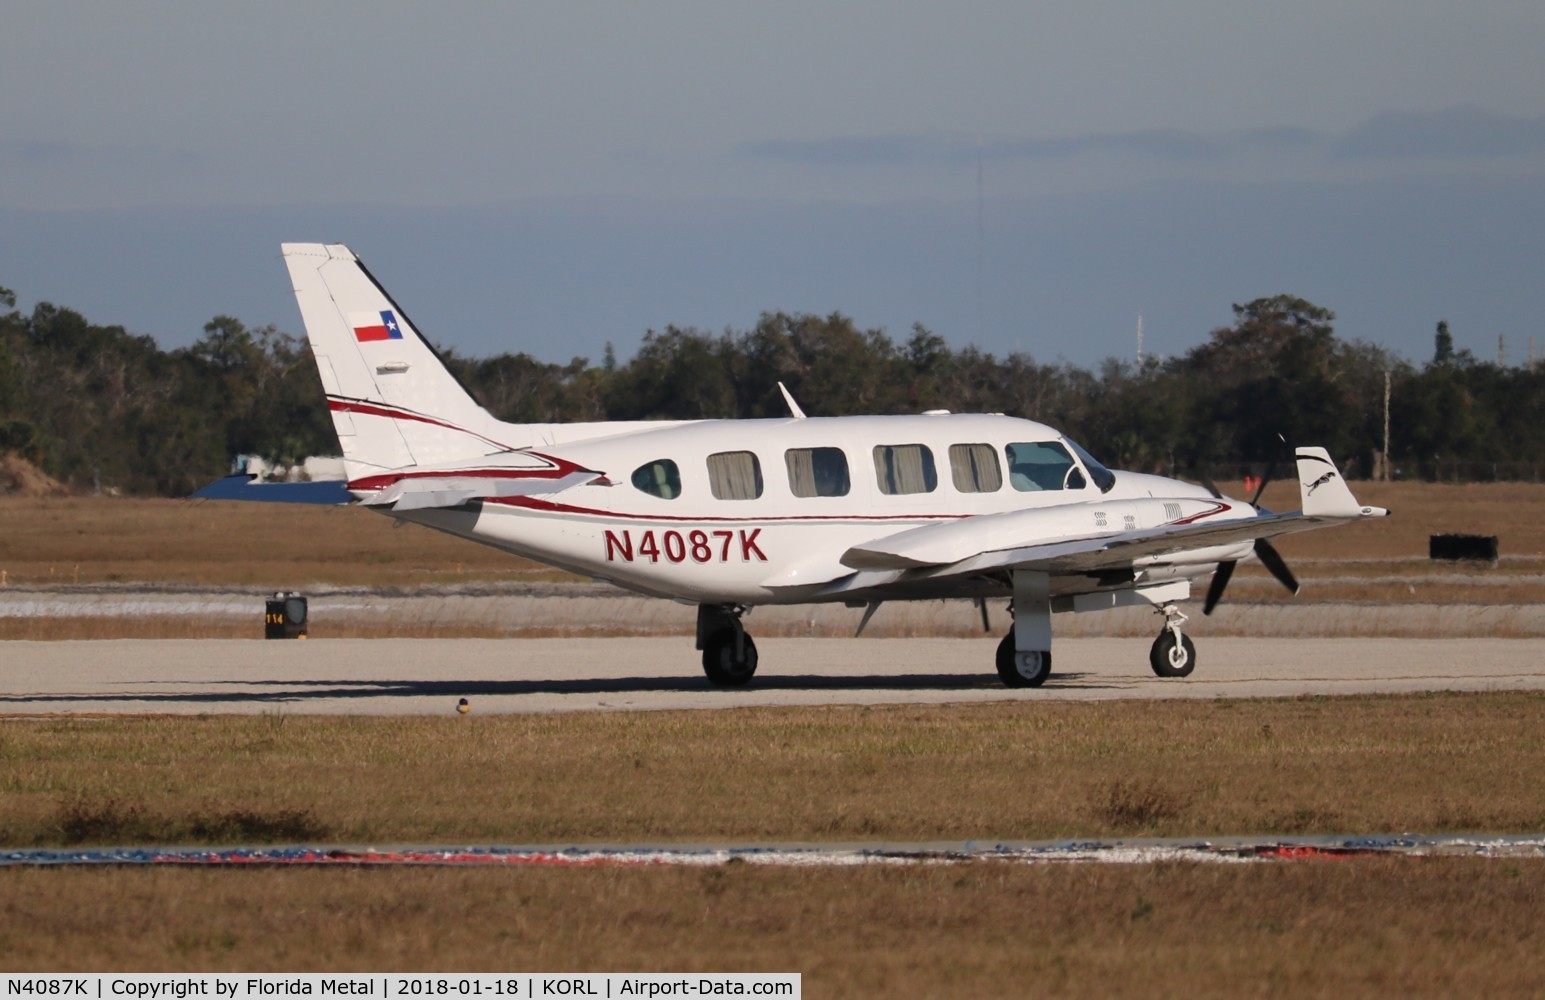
(1255, 478, 1545, 559)
(5, 693, 1544, 847)
(0, 496, 572, 589)
(2, 861, 1543, 996)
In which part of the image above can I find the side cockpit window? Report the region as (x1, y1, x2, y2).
(785, 447, 850, 497)
(707, 451, 763, 500)
(1065, 437, 1117, 493)
(631, 458, 681, 499)
(1005, 441, 1086, 492)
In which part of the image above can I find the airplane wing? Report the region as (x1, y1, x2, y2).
(849, 507, 1347, 579)
(827, 446, 1387, 591)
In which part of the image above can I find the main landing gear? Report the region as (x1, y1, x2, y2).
(995, 634, 1052, 688)
(1149, 604, 1196, 678)
(994, 577, 1199, 688)
(697, 603, 758, 686)
(998, 569, 1054, 688)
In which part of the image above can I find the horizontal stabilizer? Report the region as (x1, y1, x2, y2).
(191, 475, 353, 505)
(358, 470, 602, 510)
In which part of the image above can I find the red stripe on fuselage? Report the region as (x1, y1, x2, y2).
(483, 494, 968, 524)
(348, 462, 596, 492)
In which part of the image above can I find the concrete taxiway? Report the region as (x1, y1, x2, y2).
(1, 636, 1542, 715)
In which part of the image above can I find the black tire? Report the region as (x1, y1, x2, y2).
(1149, 630, 1197, 678)
(702, 629, 758, 686)
(995, 632, 1051, 688)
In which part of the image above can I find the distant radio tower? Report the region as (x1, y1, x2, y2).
(1136, 313, 1144, 365)
(1390, 369, 1402, 482)
(976, 138, 984, 345)
(1499, 333, 1506, 367)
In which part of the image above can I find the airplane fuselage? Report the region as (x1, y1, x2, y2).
(388, 412, 1255, 607)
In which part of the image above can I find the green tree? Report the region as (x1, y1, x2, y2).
(1434, 320, 1454, 365)
(605, 326, 740, 419)
(1174, 295, 1355, 471)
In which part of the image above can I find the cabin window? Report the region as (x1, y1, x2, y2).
(630, 458, 681, 499)
(1004, 441, 1086, 492)
(948, 443, 1002, 493)
(785, 447, 850, 497)
(873, 444, 937, 495)
(707, 450, 763, 500)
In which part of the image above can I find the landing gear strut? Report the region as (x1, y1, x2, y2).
(697, 603, 758, 686)
(1149, 604, 1196, 678)
(997, 569, 1053, 688)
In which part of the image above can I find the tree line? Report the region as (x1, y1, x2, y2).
(1, 281, 1540, 497)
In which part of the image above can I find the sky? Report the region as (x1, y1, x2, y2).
(2, 1, 1544, 369)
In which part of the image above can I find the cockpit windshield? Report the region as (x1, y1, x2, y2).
(1065, 438, 1117, 493)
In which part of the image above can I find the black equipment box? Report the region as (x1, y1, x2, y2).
(1428, 534, 1499, 564)
(265, 592, 309, 639)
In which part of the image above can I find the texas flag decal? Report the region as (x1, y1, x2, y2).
(351, 310, 404, 342)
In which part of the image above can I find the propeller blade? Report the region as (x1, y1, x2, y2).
(1203, 560, 1236, 616)
(1254, 538, 1300, 595)
(1201, 477, 1223, 500)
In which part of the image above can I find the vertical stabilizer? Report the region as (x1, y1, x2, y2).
(282, 243, 515, 479)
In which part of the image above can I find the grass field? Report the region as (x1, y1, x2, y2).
(3, 695, 1545, 991)
(3, 861, 1543, 995)
(6, 695, 1545, 846)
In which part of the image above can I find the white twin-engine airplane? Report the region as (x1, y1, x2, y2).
(199, 243, 1389, 688)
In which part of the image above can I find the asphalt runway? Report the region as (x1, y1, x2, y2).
(2, 636, 1542, 716)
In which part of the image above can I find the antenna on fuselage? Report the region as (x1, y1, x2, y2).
(777, 382, 808, 419)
